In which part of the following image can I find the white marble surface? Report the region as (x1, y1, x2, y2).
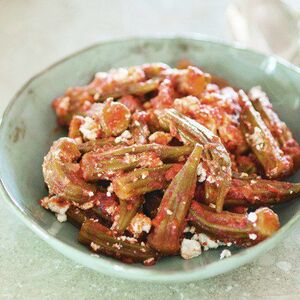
(0, 1, 299, 299)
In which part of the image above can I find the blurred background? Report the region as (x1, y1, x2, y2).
(1, 0, 300, 115)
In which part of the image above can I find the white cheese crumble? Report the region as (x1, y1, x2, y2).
(166, 209, 173, 215)
(247, 212, 258, 223)
(197, 163, 207, 182)
(119, 236, 138, 244)
(249, 233, 257, 240)
(79, 117, 101, 141)
(240, 172, 249, 178)
(141, 171, 149, 179)
(90, 242, 100, 251)
(184, 226, 196, 234)
(194, 233, 220, 251)
(41, 196, 70, 223)
(180, 239, 202, 260)
(78, 201, 94, 210)
(128, 213, 152, 237)
(114, 130, 132, 143)
(58, 96, 70, 111)
(143, 257, 155, 265)
(106, 183, 114, 197)
(106, 205, 116, 216)
(220, 249, 232, 260)
(248, 127, 265, 151)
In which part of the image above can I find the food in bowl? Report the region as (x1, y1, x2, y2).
(40, 62, 300, 265)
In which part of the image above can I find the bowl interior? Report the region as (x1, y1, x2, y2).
(0, 37, 299, 281)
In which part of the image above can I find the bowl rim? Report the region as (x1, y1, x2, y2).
(0, 34, 300, 282)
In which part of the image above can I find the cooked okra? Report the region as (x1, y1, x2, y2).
(40, 62, 300, 265)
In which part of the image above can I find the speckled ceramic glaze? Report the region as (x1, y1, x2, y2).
(0, 36, 299, 282)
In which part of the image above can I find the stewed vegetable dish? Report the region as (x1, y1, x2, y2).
(40, 62, 300, 265)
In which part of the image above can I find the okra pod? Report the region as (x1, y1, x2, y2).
(98, 78, 160, 100)
(202, 177, 300, 207)
(81, 144, 192, 181)
(248, 86, 300, 170)
(189, 201, 280, 246)
(248, 86, 295, 148)
(147, 144, 203, 255)
(78, 138, 117, 153)
(130, 112, 150, 144)
(81, 152, 142, 181)
(239, 90, 293, 178)
(115, 197, 144, 233)
(141, 63, 170, 78)
(66, 206, 97, 228)
(159, 108, 232, 212)
(79, 220, 159, 264)
(93, 143, 193, 160)
(112, 164, 182, 200)
(101, 99, 131, 137)
(42, 138, 97, 203)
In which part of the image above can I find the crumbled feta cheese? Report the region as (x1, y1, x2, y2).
(141, 171, 149, 179)
(184, 226, 196, 234)
(79, 201, 94, 210)
(240, 172, 248, 178)
(247, 212, 258, 223)
(106, 183, 114, 197)
(128, 213, 152, 237)
(209, 203, 216, 209)
(166, 209, 173, 215)
(196, 233, 219, 251)
(143, 257, 155, 265)
(90, 242, 100, 251)
(95, 71, 108, 79)
(88, 191, 94, 197)
(197, 163, 207, 182)
(248, 127, 265, 151)
(249, 233, 257, 240)
(220, 249, 232, 260)
(119, 236, 138, 244)
(180, 239, 202, 260)
(107, 183, 114, 193)
(56, 213, 67, 222)
(58, 96, 70, 111)
(206, 175, 215, 183)
(114, 130, 132, 143)
(112, 243, 122, 250)
(41, 196, 70, 223)
(106, 205, 116, 216)
(79, 117, 101, 141)
(94, 93, 100, 100)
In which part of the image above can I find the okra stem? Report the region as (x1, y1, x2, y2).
(239, 90, 293, 178)
(78, 138, 117, 153)
(112, 164, 182, 200)
(115, 197, 144, 233)
(79, 220, 159, 264)
(189, 201, 280, 246)
(147, 144, 203, 254)
(42, 138, 97, 203)
(159, 108, 232, 212)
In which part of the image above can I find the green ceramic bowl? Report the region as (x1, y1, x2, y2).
(0, 36, 299, 282)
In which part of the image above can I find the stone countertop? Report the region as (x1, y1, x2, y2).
(0, 1, 299, 299)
